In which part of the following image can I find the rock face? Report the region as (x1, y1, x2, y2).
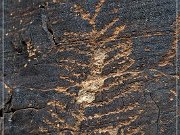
(1, 0, 179, 134)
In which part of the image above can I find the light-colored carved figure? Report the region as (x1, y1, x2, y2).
(72, 0, 135, 104)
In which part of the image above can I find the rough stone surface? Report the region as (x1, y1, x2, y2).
(1, 0, 180, 134)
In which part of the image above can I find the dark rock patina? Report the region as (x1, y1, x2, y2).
(0, 0, 179, 134)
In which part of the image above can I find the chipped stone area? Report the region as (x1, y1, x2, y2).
(93, 50, 107, 67)
(76, 91, 95, 104)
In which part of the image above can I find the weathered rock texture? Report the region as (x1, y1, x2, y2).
(1, 0, 180, 134)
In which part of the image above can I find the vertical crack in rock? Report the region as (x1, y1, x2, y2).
(4, 95, 12, 113)
(0, 109, 3, 117)
(149, 92, 160, 134)
(41, 6, 58, 46)
(3, 84, 13, 113)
